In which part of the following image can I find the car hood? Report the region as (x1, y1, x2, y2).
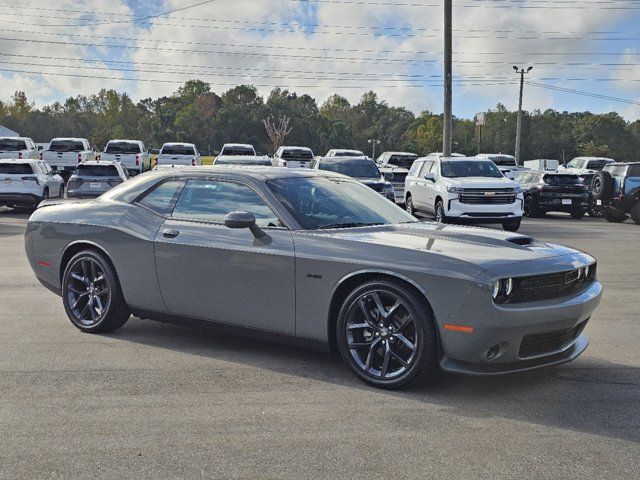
(443, 176, 516, 188)
(314, 222, 590, 276)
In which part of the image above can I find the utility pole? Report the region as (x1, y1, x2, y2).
(368, 139, 380, 159)
(513, 65, 532, 166)
(443, 0, 452, 157)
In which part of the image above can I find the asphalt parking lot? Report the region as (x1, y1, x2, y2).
(1, 209, 638, 479)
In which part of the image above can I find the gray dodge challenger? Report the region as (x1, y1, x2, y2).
(25, 167, 602, 389)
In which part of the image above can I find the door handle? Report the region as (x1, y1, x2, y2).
(162, 229, 180, 238)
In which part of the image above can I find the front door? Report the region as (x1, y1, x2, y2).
(154, 177, 296, 334)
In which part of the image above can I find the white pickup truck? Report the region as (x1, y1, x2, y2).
(42, 138, 96, 175)
(156, 143, 201, 167)
(99, 140, 150, 176)
(0, 137, 40, 160)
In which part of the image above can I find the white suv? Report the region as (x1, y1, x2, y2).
(0, 159, 64, 209)
(404, 156, 524, 231)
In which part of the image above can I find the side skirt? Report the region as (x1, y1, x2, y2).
(128, 306, 331, 353)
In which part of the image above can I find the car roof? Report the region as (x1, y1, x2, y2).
(161, 142, 196, 147)
(0, 136, 32, 141)
(50, 137, 87, 142)
(317, 156, 373, 163)
(152, 166, 345, 180)
(215, 155, 268, 161)
(280, 146, 312, 150)
(107, 139, 142, 143)
(0, 158, 37, 164)
(382, 151, 418, 156)
(477, 153, 515, 158)
(607, 162, 640, 166)
(223, 143, 254, 148)
(571, 157, 615, 161)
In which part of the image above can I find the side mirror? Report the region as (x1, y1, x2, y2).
(383, 171, 394, 181)
(424, 172, 435, 181)
(37, 145, 43, 151)
(224, 211, 265, 238)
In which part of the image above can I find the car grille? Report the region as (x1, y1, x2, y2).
(519, 320, 587, 358)
(506, 264, 596, 304)
(458, 188, 516, 205)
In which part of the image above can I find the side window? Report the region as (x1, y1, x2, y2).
(567, 159, 578, 169)
(138, 180, 186, 216)
(418, 161, 433, 177)
(408, 160, 422, 176)
(429, 161, 438, 175)
(172, 179, 282, 228)
(628, 165, 640, 177)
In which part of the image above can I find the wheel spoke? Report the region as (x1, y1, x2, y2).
(395, 314, 412, 332)
(78, 302, 90, 321)
(67, 284, 85, 294)
(94, 288, 108, 296)
(358, 299, 378, 329)
(348, 339, 375, 348)
(370, 291, 387, 318)
(88, 297, 97, 321)
(386, 299, 402, 320)
(90, 261, 97, 282)
(395, 333, 416, 351)
(71, 292, 88, 310)
(93, 275, 104, 284)
(347, 322, 370, 331)
(364, 338, 381, 371)
(389, 347, 409, 367)
(380, 344, 392, 377)
(70, 273, 88, 285)
(81, 260, 89, 280)
(94, 295, 104, 312)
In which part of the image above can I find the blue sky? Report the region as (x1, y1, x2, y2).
(1, 0, 639, 120)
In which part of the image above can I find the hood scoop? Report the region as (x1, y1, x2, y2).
(506, 236, 535, 246)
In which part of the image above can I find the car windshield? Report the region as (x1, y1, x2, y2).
(281, 149, 314, 160)
(222, 146, 254, 156)
(0, 163, 33, 174)
(75, 165, 119, 177)
(318, 159, 380, 178)
(586, 160, 613, 170)
(267, 176, 416, 230)
(543, 174, 581, 185)
(489, 156, 517, 167)
(388, 155, 418, 169)
(105, 142, 141, 154)
(49, 140, 85, 152)
(0, 139, 27, 151)
(441, 160, 503, 178)
(215, 157, 272, 166)
(162, 145, 195, 155)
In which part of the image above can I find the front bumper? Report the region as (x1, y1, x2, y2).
(437, 280, 602, 375)
(445, 196, 524, 222)
(0, 193, 42, 206)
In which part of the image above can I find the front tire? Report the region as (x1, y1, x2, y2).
(434, 200, 447, 223)
(336, 279, 438, 389)
(523, 195, 540, 218)
(405, 195, 416, 216)
(62, 250, 130, 333)
(602, 208, 627, 223)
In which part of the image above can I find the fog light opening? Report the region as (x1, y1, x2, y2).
(487, 344, 501, 361)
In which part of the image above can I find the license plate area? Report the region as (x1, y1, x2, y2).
(561, 199, 572, 205)
(89, 182, 102, 188)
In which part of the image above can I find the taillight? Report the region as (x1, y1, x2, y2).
(77, 153, 82, 163)
(18, 152, 23, 159)
(96, 154, 101, 161)
(191, 158, 195, 166)
(38, 152, 43, 160)
(21, 176, 39, 185)
(135, 155, 140, 166)
(282, 160, 287, 167)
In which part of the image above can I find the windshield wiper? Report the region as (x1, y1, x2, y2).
(318, 222, 384, 229)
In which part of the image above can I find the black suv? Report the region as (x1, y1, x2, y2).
(517, 171, 589, 219)
(591, 162, 640, 224)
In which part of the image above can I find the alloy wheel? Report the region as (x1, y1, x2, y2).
(65, 257, 111, 327)
(345, 290, 419, 380)
(435, 204, 444, 222)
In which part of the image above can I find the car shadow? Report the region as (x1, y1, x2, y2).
(111, 316, 640, 443)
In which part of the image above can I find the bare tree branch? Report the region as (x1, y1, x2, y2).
(263, 116, 293, 151)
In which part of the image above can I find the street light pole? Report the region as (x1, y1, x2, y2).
(368, 139, 380, 159)
(443, 0, 452, 157)
(513, 65, 532, 166)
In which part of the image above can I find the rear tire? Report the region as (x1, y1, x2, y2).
(336, 279, 438, 389)
(62, 250, 130, 333)
(630, 202, 640, 225)
(59, 184, 64, 199)
(602, 208, 627, 223)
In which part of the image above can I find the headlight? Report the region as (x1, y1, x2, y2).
(584, 265, 590, 278)
(492, 280, 502, 300)
(513, 185, 522, 193)
(492, 278, 515, 301)
(446, 186, 462, 193)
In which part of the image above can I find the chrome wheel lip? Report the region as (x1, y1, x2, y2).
(345, 289, 419, 380)
(65, 257, 111, 327)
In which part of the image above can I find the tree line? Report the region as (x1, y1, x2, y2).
(1, 80, 638, 161)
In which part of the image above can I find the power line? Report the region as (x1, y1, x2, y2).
(526, 81, 640, 106)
